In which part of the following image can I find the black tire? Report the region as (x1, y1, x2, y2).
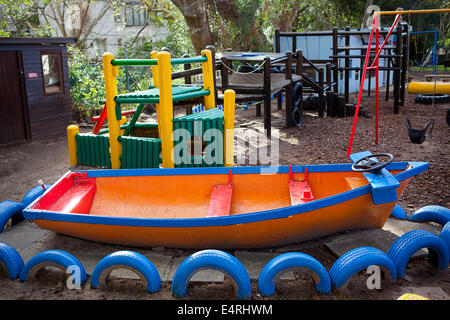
(291, 107, 303, 127)
(303, 94, 326, 111)
(292, 82, 303, 109)
(237, 63, 257, 73)
(303, 95, 318, 110)
(414, 94, 450, 105)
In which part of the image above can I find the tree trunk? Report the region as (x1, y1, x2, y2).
(273, 0, 307, 32)
(171, 0, 214, 54)
(361, 0, 373, 29)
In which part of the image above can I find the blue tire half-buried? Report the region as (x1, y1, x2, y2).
(171, 249, 251, 299)
(408, 205, 450, 226)
(19, 250, 87, 284)
(0, 243, 24, 280)
(90, 251, 161, 294)
(329, 247, 397, 289)
(0, 201, 25, 233)
(388, 230, 449, 278)
(390, 205, 408, 220)
(440, 222, 450, 262)
(258, 252, 331, 296)
(21, 185, 51, 207)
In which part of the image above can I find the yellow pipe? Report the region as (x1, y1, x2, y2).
(408, 81, 450, 94)
(375, 9, 450, 15)
(67, 125, 79, 167)
(157, 51, 175, 168)
(102, 52, 122, 169)
(223, 89, 235, 167)
(201, 49, 216, 110)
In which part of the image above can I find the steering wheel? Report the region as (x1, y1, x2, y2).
(351, 153, 394, 173)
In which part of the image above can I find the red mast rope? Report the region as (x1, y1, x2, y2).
(375, 14, 380, 145)
(346, 13, 402, 158)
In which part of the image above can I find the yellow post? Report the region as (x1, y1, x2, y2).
(151, 51, 162, 139)
(157, 51, 175, 168)
(67, 125, 79, 167)
(102, 52, 122, 169)
(151, 50, 160, 87)
(223, 89, 235, 167)
(119, 116, 127, 135)
(201, 49, 216, 109)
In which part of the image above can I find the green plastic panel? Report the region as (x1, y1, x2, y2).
(120, 136, 161, 169)
(172, 108, 224, 168)
(75, 134, 111, 168)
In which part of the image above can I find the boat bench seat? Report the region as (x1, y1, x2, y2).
(206, 183, 233, 217)
(288, 167, 314, 206)
(48, 182, 96, 214)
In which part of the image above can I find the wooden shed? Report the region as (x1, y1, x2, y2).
(0, 38, 76, 146)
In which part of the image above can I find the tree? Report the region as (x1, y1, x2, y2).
(263, 0, 311, 32)
(36, 0, 120, 49)
(0, 0, 54, 37)
(170, 0, 214, 54)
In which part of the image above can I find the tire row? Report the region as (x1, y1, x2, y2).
(0, 221, 448, 298)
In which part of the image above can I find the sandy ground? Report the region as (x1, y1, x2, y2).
(0, 71, 448, 302)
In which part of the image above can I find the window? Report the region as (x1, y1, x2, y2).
(41, 52, 63, 95)
(125, 1, 148, 26)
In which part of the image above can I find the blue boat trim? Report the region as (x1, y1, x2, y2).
(79, 162, 411, 178)
(22, 161, 428, 229)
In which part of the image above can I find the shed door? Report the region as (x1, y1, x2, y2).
(0, 51, 28, 145)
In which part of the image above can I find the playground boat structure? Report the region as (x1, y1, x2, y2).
(22, 151, 428, 249)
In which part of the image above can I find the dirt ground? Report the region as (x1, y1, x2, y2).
(0, 71, 448, 302)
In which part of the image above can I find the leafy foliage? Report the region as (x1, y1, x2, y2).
(0, 0, 55, 37)
(68, 46, 106, 122)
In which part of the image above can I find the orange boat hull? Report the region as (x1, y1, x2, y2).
(23, 156, 427, 249)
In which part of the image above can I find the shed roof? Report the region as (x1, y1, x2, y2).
(0, 37, 76, 45)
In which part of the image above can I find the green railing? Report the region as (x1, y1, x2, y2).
(110, 56, 207, 67)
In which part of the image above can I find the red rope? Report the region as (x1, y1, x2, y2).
(346, 15, 377, 158)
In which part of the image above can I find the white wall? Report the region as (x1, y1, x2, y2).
(40, 1, 169, 56)
(277, 29, 397, 95)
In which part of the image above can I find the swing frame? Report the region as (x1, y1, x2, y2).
(346, 8, 450, 157)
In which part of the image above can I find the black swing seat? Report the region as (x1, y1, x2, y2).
(406, 117, 434, 144)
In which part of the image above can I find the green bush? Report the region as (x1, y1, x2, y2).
(68, 46, 106, 123)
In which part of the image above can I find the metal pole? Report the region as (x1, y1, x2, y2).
(375, 9, 450, 15)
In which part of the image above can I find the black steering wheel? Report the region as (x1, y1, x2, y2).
(351, 153, 394, 173)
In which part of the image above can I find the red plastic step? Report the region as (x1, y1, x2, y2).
(48, 181, 96, 214)
(206, 170, 233, 217)
(288, 166, 314, 206)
